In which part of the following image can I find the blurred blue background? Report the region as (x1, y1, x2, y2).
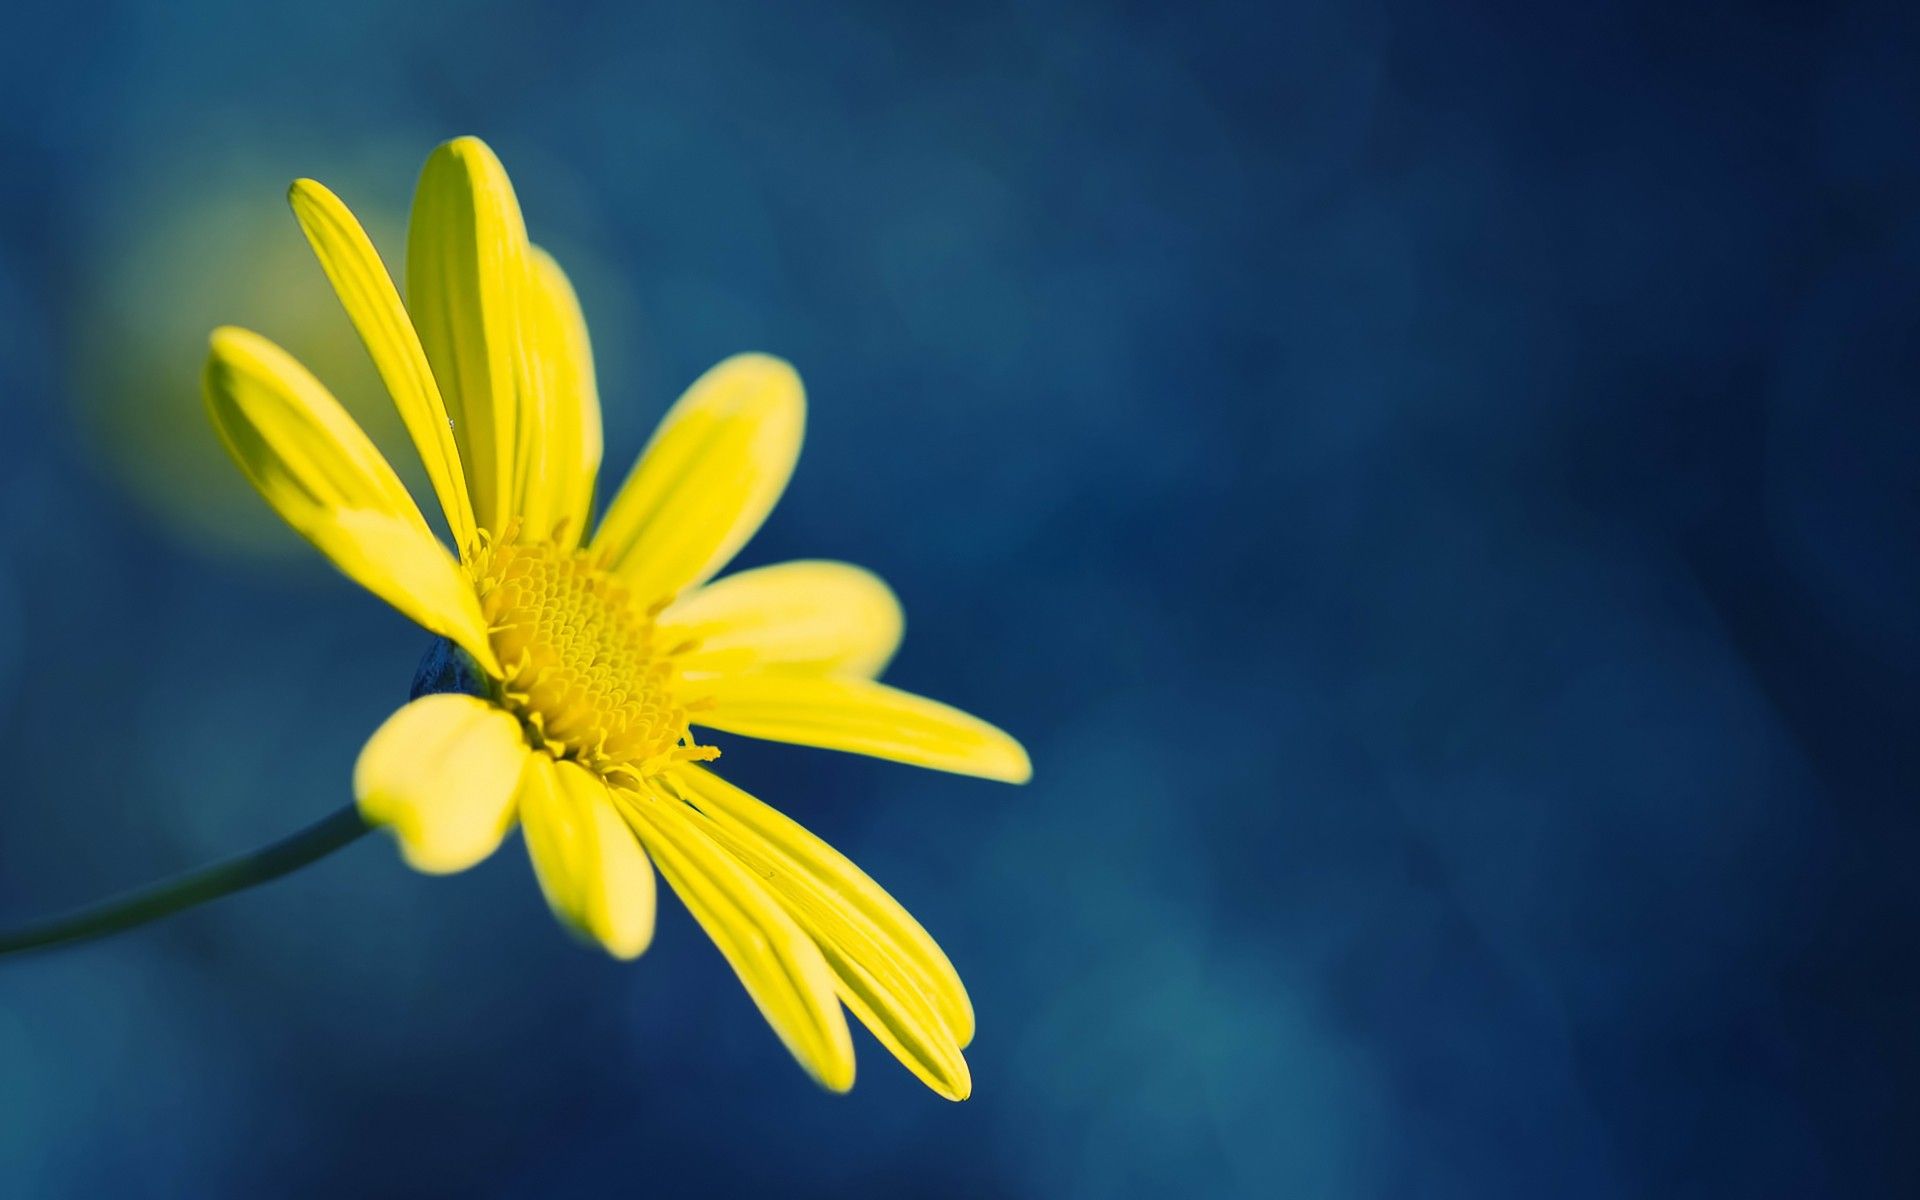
(3, 0, 1919, 1195)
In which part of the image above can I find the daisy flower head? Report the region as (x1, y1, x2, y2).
(200, 136, 1028, 1099)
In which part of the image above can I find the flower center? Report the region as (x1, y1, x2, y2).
(469, 534, 716, 780)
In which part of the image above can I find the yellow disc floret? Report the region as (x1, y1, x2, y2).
(469, 530, 716, 780)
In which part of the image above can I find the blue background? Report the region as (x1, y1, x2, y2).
(3, 1, 1919, 1195)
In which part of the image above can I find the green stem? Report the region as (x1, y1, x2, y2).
(0, 804, 371, 956)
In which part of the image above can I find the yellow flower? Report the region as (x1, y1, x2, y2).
(200, 136, 1028, 1100)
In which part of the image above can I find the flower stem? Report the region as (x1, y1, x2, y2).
(0, 804, 371, 956)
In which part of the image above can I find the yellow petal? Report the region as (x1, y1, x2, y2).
(618, 789, 855, 1092)
(519, 755, 655, 958)
(202, 327, 498, 673)
(287, 177, 477, 551)
(664, 766, 973, 1098)
(590, 354, 804, 603)
(662, 560, 903, 678)
(406, 136, 534, 535)
(816, 925, 970, 1099)
(354, 694, 530, 874)
(515, 245, 603, 547)
(694, 677, 1030, 783)
(666, 765, 972, 1041)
